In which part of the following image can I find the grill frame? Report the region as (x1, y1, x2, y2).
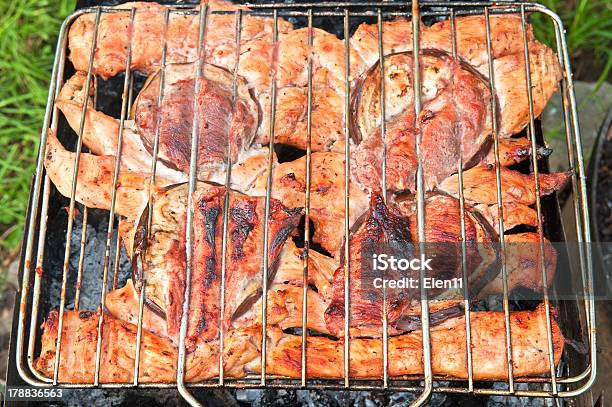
(11, 1, 596, 406)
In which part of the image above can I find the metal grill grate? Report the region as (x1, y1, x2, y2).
(14, 1, 596, 406)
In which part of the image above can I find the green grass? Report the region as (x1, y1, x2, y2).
(0, 0, 75, 256)
(532, 0, 612, 90)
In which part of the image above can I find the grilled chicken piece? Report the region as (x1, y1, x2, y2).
(133, 62, 258, 177)
(44, 127, 273, 223)
(36, 305, 563, 382)
(352, 15, 562, 137)
(438, 165, 570, 205)
(35, 309, 261, 383)
(137, 182, 301, 350)
(68, 1, 293, 79)
(56, 72, 271, 194)
(272, 240, 338, 299)
(44, 130, 165, 219)
(352, 51, 492, 192)
(325, 194, 497, 337)
(483, 137, 552, 167)
(233, 284, 330, 334)
(105, 279, 168, 338)
(249, 27, 366, 151)
(56, 72, 186, 183)
(248, 152, 369, 257)
(481, 232, 557, 296)
(475, 202, 538, 231)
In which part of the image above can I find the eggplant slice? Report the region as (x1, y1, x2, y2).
(351, 50, 494, 194)
(133, 182, 302, 351)
(133, 62, 259, 179)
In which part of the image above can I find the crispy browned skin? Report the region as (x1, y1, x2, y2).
(352, 51, 491, 192)
(438, 165, 570, 205)
(36, 305, 563, 382)
(351, 15, 562, 137)
(248, 152, 369, 256)
(142, 182, 301, 350)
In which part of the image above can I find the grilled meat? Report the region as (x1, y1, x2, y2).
(36, 304, 563, 382)
(136, 182, 301, 350)
(351, 15, 562, 137)
(324, 195, 413, 337)
(475, 202, 538, 231)
(248, 152, 369, 256)
(56, 72, 186, 183)
(68, 2, 561, 155)
(483, 137, 552, 167)
(133, 63, 258, 177)
(352, 51, 492, 192)
(438, 165, 570, 205)
(68, 1, 293, 79)
(44, 130, 164, 219)
(481, 232, 557, 296)
(35, 309, 261, 383)
(105, 279, 168, 338)
(325, 194, 497, 337)
(41, 0, 570, 385)
(44, 126, 272, 222)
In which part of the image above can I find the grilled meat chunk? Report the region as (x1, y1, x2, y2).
(438, 165, 570, 205)
(352, 51, 492, 192)
(481, 232, 557, 296)
(68, 1, 293, 79)
(483, 137, 552, 167)
(324, 195, 414, 337)
(325, 194, 498, 337)
(475, 202, 538, 231)
(133, 63, 258, 177)
(351, 15, 562, 137)
(137, 182, 301, 350)
(56, 72, 187, 183)
(44, 130, 165, 219)
(248, 152, 369, 256)
(36, 305, 563, 382)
